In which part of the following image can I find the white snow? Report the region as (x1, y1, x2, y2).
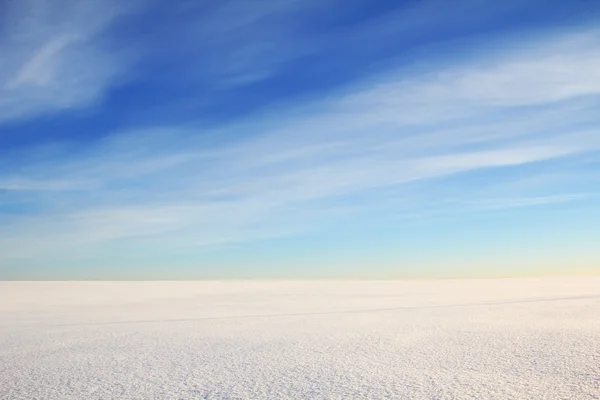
(1, 277, 599, 399)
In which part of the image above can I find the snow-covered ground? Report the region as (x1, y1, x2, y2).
(1, 277, 599, 399)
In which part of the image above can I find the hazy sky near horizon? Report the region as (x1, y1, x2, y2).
(1, 0, 600, 279)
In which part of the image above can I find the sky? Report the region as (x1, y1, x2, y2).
(1, 0, 600, 279)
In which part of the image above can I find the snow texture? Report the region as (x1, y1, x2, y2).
(1, 278, 599, 399)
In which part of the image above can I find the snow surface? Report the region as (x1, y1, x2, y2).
(1, 278, 599, 399)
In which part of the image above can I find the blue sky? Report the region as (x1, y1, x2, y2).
(1, 0, 600, 279)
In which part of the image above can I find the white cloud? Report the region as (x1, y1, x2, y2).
(7, 35, 75, 88)
(335, 28, 600, 124)
(0, 0, 135, 124)
(470, 194, 593, 211)
(0, 178, 86, 191)
(1, 26, 600, 260)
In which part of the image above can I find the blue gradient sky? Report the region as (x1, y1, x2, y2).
(1, 0, 600, 279)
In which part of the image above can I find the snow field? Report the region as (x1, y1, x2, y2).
(1, 278, 599, 399)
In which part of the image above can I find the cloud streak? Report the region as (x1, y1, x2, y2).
(0, 0, 135, 124)
(1, 3, 600, 275)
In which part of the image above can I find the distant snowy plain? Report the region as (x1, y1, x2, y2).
(1, 278, 599, 399)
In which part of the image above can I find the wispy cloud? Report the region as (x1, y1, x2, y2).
(0, 0, 135, 123)
(2, 25, 600, 260)
(0, 178, 86, 191)
(470, 193, 594, 211)
(1, 0, 600, 276)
